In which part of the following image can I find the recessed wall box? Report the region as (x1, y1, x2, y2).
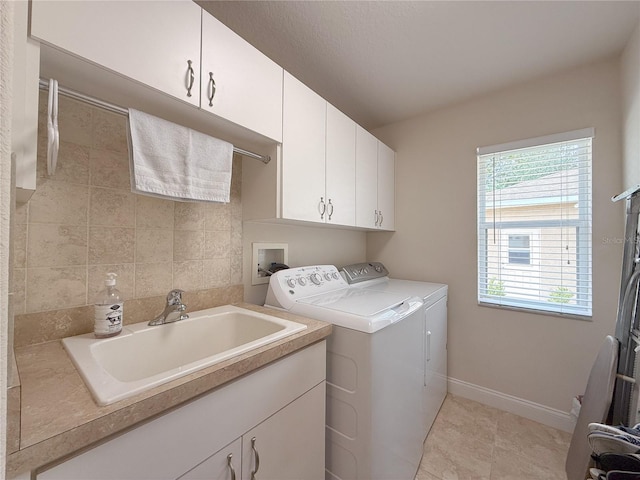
(252, 242, 289, 285)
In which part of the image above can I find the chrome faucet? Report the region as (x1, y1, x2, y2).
(149, 289, 189, 326)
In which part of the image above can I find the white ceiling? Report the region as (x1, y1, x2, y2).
(198, 1, 640, 130)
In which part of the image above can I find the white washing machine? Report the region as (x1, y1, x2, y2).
(341, 262, 448, 439)
(265, 265, 426, 480)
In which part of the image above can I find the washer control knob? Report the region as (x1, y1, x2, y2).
(298, 277, 307, 286)
(324, 273, 332, 281)
(310, 273, 322, 285)
(374, 265, 382, 273)
(286, 278, 296, 288)
(332, 272, 340, 280)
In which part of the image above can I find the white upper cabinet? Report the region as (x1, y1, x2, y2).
(325, 104, 356, 226)
(377, 141, 395, 231)
(281, 72, 327, 223)
(201, 14, 283, 142)
(355, 126, 379, 229)
(355, 126, 395, 231)
(30, 0, 202, 107)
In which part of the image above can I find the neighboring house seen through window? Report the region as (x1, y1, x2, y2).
(477, 128, 593, 317)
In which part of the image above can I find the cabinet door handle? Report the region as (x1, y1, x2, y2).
(426, 330, 432, 362)
(186, 60, 195, 98)
(318, 197, 326, 220)
(374, 210, 379, 226)
(208, 72, 217, 107)
(250, 437, 260, 480)
(379, 211, 384, 227)
(227, 453, 236, 480)
(327, 199, 334, 220)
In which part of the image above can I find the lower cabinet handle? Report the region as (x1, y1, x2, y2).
(328, 199, 334, 220)
(227, 453, 236, 480)
(318, 197, 326, 220)
(251, 437, 260, 480)
(208, 72, 217, 107)
(186, 60, 195, 98)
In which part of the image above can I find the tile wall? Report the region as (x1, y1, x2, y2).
(12, 93, 243, 345)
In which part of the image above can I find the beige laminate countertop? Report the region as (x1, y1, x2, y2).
(6, 303, 332, 478)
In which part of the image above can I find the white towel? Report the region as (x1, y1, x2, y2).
(127, 109, 233, 203)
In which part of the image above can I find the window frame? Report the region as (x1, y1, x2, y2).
(477, 128, 593, 319)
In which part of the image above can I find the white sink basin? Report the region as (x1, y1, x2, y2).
(62, 305, 307, 406)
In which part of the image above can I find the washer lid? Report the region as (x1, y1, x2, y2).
(297, 288, 411, 317)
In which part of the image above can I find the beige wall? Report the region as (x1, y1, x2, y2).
(242, 222, 366, 305)
(622, 21, 640, 188)
(370, 58, 624, 412)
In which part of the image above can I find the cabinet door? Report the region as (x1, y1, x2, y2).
(201, 14, 283, 142)
(242, 383, 325, 480)
(355, 126, 378, 228)
(326, 104, 356, 226)
(424, 297, 448, 435)
(281, 73, 327, 223)
(177, 438, 241, 480)
(377, 142, 395, 231)
(30, 0, 202, 107)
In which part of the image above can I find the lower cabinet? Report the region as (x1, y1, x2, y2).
(37, 342, 326, 480)
(179, 384, 325, 480)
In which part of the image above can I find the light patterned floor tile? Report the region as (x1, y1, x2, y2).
(415, 394, 569, 480)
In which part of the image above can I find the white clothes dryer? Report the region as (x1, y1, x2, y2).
(341, 262, 448, 439)
(265, 265, 426, 480)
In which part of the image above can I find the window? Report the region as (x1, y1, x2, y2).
(477, 128, 593, 317)
(508, 234, 531, 265)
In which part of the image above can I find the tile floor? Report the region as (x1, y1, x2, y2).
(416, 394, 572, 480)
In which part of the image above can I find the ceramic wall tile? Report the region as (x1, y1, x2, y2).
(135, 195, 175, 229)
(12, 223, 26, 269)
(89, 226, 135, 264)
(135, 263, 173, 298)
(56, 95, 93, 147)
(11, 268, 26, 316)
(89, 187, 135, 227)
(14, 201, 28, 225)
(230, 255, 243, 285)
(37, 140, 90, 184)
(29, 180, 88, 225)
(136, 229, 173, 264)
(204, 230, 231, 259)
(92, 109, 128, 153)
(204, 203, 231, 231)
(174, 202, 205, 231)
(173, 230, 204, 261)
(90, 148, 131, 189)
(26, 266, 87, 313)
(203, 258, 231, 288)
(173, 260, 204, 292)
(15, 93, 243, 344)
(27, 224, 87, 267)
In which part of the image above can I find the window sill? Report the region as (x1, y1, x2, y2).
(478, 300, 592, 321)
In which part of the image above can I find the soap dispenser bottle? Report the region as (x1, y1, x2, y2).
(94, 272, 123, 338)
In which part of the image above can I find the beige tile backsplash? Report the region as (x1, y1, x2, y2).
(13, 93, 243, 338)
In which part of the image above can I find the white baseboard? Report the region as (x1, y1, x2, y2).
(447, 377, 575, 433)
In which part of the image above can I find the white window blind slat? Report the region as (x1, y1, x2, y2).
(477, 132, 593, 317)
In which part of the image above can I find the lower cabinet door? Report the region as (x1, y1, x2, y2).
(242, 383, 326, 480)
(177, 438, 241, 480)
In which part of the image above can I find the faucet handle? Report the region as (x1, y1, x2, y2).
(166, 289, 185, 305)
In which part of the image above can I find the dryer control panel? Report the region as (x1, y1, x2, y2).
(265, 265, 348, 310)
(341, 262, 389, 284)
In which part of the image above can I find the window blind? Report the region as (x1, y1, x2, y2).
(477, 129, 593, 317)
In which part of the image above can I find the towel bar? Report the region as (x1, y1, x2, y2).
(39, 78, 271, 164)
